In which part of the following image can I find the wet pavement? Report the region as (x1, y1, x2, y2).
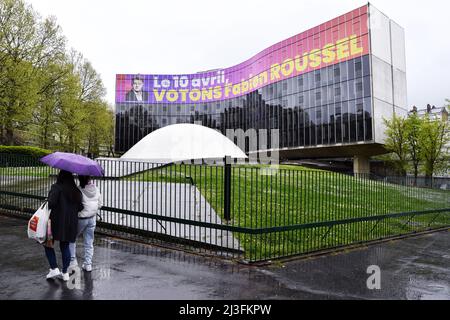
(0, 215, 448, 300)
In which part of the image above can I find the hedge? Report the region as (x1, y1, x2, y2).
(0, 146, 52, 158)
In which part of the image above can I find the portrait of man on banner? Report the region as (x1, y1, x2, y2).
(125, 75, 149, 102)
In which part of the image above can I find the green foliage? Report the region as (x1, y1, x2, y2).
(384, 104, 450, 178)
(404, 112, 423, 179)
(419, 114, 450, 178)
(0, 0, 66, 145)
(383, 114, 409, 175)
(83, 101, 115, 157)
(0, 0, 113, 155)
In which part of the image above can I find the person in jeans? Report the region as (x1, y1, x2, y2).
(45, 170, 83, 281)
(69, 175, 102, 272)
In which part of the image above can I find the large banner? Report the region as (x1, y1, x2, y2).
(116, 5, 369, 105)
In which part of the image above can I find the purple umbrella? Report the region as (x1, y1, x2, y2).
(40, 152, 104, 177)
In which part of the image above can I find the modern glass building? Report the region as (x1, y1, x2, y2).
(115, 4, 406, 172)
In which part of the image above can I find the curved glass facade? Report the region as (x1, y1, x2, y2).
(115, 4, 407, 158)
(116, 55, 372, 152)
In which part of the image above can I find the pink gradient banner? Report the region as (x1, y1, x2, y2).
(116, 5, 369, 104)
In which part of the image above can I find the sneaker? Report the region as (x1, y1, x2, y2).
(60, 273, 70, 281)
(46, 268, 61, 279)
(69, 259, 78, 269)
(82, 264, 92, 272)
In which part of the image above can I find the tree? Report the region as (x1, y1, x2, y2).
(68, 50, 105, 103)
(83, 101, 113, 158)
(0, 0, 112, 155)
(29, 61, 72, 148)
(0, 0, 66, 144)
(104, 107, 115, 157)
(419, 114, 449, 182)
(0, 58, 38, 144)
(404, 112, 423, 184)
(383, 114, 410, 175)
(55, 71, 84, 152)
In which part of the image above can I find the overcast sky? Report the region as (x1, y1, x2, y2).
(28, 0, 450, 109)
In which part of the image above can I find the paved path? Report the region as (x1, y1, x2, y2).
(0, 215, 448, 300)
(96, 180, 242, 250)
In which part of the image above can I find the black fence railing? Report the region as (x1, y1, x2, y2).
(381, 175, 450, 190)
(0, 154, 449, 262)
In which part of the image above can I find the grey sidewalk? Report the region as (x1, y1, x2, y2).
(0, 215, 448, 300)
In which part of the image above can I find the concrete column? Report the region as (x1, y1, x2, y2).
(353, 155, 370, 175)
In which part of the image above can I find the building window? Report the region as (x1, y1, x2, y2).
(355, 61, 362, 73)
(190, 105, 195, 112)
(356, 82, 363, 92)
(316, 91, 321, 101)
(162, 118, 167, 125)
(203, 104, 208, 111)
(299, 95, 304, 104)
(298, 77, 304, 87)
(176, 105, 181, 112)
(334, 67, 340, 78)
(316, 110, 322, 118)
(315, 72, 321, 82)
(335, 87, 341, 97)
(277, 90, 282, 99)
(357, 103, 363, 113)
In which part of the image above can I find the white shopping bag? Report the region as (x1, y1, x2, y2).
(27, 201, 51, 244)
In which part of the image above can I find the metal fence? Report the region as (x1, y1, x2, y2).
(0, 154, 449, 262)
(380, 176, 450, 190)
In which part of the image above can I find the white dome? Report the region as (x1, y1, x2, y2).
(121, 124, 247, 162)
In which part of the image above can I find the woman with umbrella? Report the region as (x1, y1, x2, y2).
(40, 152, 104, 281)
(44, 170, 83, 281)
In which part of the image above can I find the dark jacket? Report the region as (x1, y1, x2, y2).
(48, 184, 83, 242)
(125, 90, 149, 102)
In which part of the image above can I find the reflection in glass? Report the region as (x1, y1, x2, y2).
(115, 56, 373, 153)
